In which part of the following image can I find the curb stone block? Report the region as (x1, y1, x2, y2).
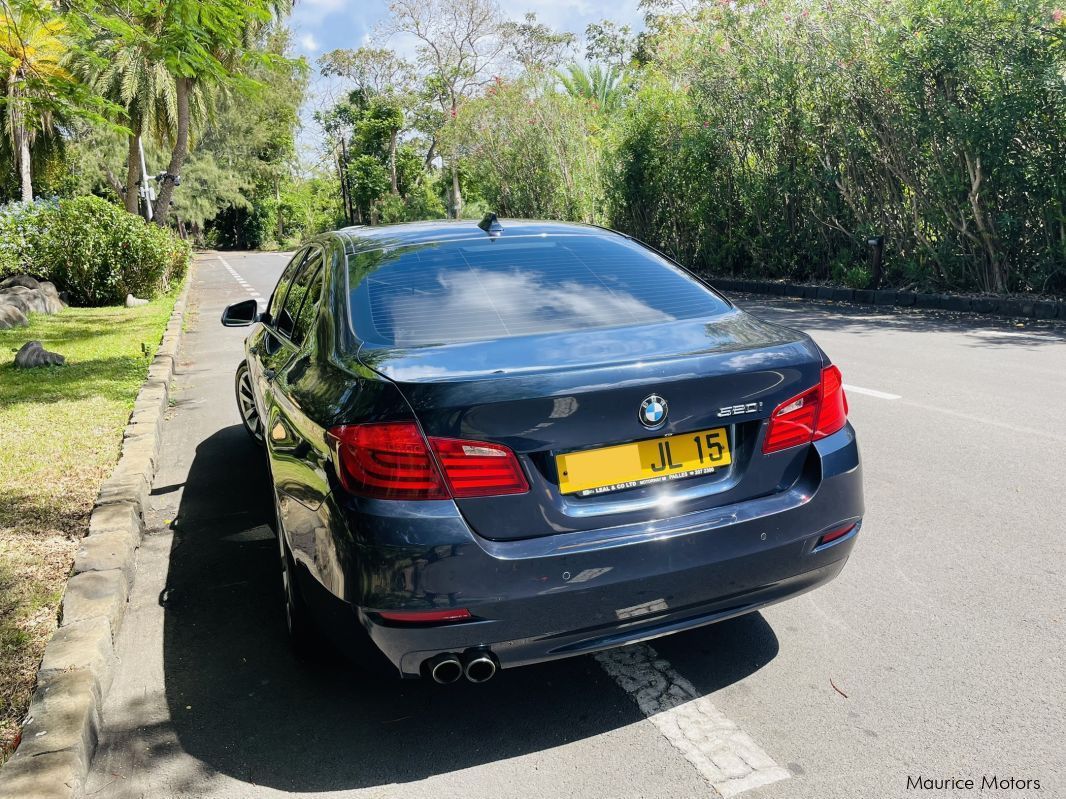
(0, 671, 101, 799)
(873, 290, 898, 306)
(1033, 300, 1059, 319)
(971, 298, 996, 314)
(914, 293, 939, 308)
(38, 619, 115, 697)
(113, 450, 153, 483)
(802, 286, 819, 299)
(0, 750, 87, 799)
(894, 291, 916, 307)
(995, 298, 1023, 317)
(853, 289, 874, 304)
(816, 287, 835, 300)
(95, 469, 150, 516)
(122, 431, 161, 467)
(87, 502, 142, 539)
(943, 296, 972, 312)
(784, 284, 805, 297)
(831, 288, 854, 302)
(73, 530, 138, 589)
(129, 407, 162, 435)
(60, 571, 129, 638)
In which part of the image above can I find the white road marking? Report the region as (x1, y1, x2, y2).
(597, 644, 791, 797)
(843, 384, 901, 400)
(216, 254, 266, 305)
(900, 398, 1066, 443)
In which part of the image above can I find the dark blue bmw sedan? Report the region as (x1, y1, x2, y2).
(222, 217, 864, 684)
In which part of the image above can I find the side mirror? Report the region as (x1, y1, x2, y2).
(221, 298, 260, 327)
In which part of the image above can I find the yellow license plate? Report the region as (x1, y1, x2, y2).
(557, 428, 732, 496)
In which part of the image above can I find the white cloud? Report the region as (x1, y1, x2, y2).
(298, 33, 320, 53)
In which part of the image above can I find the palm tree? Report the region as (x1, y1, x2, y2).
(73, 34, 207, 216)
(150, 0, 293, 226)
(0, 2, 71, 202)
(557, 63, 628, 116)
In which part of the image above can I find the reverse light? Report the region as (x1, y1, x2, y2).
(327, 422, 528, 500)
(431, 437, 529, 497)
(763, 365, 849, 454)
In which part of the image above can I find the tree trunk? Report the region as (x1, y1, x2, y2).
(425, 138, 437, 171)
(451, 161, 462, 219)
(275, 176, 284, 240)
(153, 76, 192, 225)
(389, 130, 399, 195)
(17, 126, 32, 203)
(338, 139, 354, 225)
(125, 132, 142, 214)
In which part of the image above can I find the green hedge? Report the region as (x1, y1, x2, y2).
(604, 0, 1066, 295)
(0, 197, 189, 306)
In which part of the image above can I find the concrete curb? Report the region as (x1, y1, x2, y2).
(0, 273, 192, 799)
(708, 278, 1065, 320)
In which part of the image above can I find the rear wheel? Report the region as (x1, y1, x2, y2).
(235, 361, 263, 444)
(277, 520, 316, 654)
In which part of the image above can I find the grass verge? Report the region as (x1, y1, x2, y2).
(0, 284, 182, 762)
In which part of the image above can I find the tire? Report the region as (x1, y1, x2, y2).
(277, 522, 317, 655)
(235, 361, 264, 444)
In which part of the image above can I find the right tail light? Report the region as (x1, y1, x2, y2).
(763, 365, 849, 454)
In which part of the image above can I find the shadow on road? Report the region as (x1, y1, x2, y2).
(736, 295, 1066, 348)
(152, 424, 779, 792)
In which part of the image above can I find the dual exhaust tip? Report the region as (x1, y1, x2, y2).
(427, 650, 497, 684)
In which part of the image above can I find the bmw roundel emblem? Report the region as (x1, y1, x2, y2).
(639, 394, 668, 429)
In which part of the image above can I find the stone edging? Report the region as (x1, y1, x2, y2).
(0, 273, 192, 799)
(709, 278, 1065, 321)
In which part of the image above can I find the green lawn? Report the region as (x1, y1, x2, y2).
(0, 286, 182, 761)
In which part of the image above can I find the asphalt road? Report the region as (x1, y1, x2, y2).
(85, 251, 1066, 799)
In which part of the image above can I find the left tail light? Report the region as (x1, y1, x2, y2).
(763, 365, 849, 454)
(327, 422, 528, 500)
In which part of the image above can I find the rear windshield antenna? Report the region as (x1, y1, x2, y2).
(478, 212, 503, 238)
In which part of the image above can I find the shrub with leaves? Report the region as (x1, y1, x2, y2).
(606, 0, 1066, 294)
(0, 196, 189, 305)
(0, 199, 58, 279)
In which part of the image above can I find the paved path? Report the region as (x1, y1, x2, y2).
(85, 252, 1065, 798)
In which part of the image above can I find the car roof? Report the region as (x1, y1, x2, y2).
(321, 219, 625, 254)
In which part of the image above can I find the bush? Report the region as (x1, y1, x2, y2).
(0, 196, 189, 305)
(0, 200, 57, 280)
(444, 77, 604, 223)
(605, 0, 1066, 295)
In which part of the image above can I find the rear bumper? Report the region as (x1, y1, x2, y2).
(308, 425, 863, 677)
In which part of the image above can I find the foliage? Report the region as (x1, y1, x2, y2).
(0, 1, 114, 201)
(0, 195, 188, 304)
(0, 198, 54, 277)
(443, 77, 603, 222)
(502, 12, 575, 72)
(557, 63, 630, 116)
(604, 0, 1066, 294)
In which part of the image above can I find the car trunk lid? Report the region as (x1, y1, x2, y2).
(355, 311, 824, 540)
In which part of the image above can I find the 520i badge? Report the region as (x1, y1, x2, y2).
(717, 401, 764, 418)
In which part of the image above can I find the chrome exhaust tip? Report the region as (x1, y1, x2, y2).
(462, 651, 497, 683)
(427, 654, 463, 684)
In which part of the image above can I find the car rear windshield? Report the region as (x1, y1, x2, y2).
(347, 234, 730, 347)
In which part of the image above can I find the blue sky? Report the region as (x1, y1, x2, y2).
(289, 0, 644, 60)
(288, 0, 644, 159)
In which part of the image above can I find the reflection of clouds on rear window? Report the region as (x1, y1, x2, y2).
(350, 236, 727, 347)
